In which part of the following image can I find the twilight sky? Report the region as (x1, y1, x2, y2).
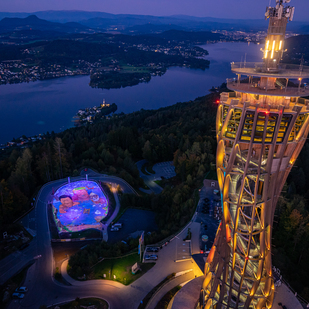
(1, 0, 309, 21)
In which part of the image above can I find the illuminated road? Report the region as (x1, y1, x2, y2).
(7, 173, 136, 309)
(6, 170, 202, 309)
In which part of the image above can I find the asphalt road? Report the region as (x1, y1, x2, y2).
(6, 172, 137, 309)
(0, 241, 37, 286)
(195, 186, 221, 252)
(4, 169, 204, 309)
(136, 160, 163, 194)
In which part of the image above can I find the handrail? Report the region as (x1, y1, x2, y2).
(226, 79, 309, 97)
(231, 62, 309, 74)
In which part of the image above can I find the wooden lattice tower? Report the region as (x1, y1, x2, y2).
(200, 1, 309, 308)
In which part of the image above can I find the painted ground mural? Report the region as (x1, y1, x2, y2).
(52, 180, 108, 233)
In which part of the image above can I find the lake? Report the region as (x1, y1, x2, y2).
(0, 42, 263, 144)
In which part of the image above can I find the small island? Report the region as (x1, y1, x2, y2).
(72, 100, 118, 126)
(0, 31, 211, 90)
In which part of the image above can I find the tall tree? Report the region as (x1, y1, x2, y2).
(53, 137, 70, 179)
(54, 137, 64, 178)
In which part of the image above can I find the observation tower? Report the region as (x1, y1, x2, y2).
(200, 1, 309, 308)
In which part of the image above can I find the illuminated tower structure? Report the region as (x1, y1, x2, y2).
(200, 1, 309, 308)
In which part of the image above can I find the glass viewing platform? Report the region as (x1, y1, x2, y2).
(230, 62, 309, 79)
(227, 78, 309, 97)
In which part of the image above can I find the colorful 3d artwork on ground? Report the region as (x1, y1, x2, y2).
(52, 180, 108, 233)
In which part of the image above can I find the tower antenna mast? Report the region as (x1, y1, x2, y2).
(199, 0, 309, 308)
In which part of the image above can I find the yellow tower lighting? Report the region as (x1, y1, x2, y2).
(271, 40, 276, 59)
(199, 0, 309, 308)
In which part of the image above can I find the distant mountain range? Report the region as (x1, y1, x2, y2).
(0, 11, 309, 34)
(0, 15, 96, 34)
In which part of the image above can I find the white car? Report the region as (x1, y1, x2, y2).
(12, 293, 25, 299)
(146, 247, 159, 252)
(15, 287, 28, 293)
(110, 227, 119, 232)
(145, 254, 158, 260)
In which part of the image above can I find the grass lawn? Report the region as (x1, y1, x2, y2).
(54, 298, 108, 309)
(154, 286, 181, 309)
(154, 180, 163, 186)
(121, 65, 150, 73)
(92, 253, 155, 285)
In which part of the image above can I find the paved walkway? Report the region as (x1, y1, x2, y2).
(170, 276, 204, 309)
(272, 283, 303, 309)
(189, 222, 201, 255)
(6, 168, 304, 309)
(101, 184, 121, 241)
(146, 271, 195, 309)
(60, 217, 204, 309)
(135, 160, 164, 194)
(0, 240, 37, 285)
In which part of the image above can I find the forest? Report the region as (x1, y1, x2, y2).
(0, 36, 210, 88)
(1, 88, 309, 300)
(0, 91, 219, 225)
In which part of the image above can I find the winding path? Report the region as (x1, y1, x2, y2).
(6, 170, 201, 309)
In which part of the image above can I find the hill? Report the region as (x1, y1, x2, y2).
(0, 15, 95, 34)
(123, 23, 185, 35)
(0, 11, 308, 33)
(156, 30, 222, 43)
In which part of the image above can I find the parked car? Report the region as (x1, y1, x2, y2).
(12, 293, 25, 299)
(146, 247, 159, 252)
(112, 223, 122, 228)
(144, 254, 158, 260)
(110, 227, 119, 232)
(15, 287, 28, 293)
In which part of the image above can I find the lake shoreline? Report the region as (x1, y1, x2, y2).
(0, 42, 263, 144)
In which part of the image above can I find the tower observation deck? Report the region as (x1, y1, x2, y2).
(199, 1, 309, 309)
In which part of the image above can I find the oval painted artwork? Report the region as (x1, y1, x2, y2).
(52, 180, 108, 232)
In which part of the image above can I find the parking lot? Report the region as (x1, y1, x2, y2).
(152, 161, 176, 179)
(195, 184, 221, 253)
(107, 208, 157, 243)
(175, 238, 191, 261)
(143, 233, 192, 263)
